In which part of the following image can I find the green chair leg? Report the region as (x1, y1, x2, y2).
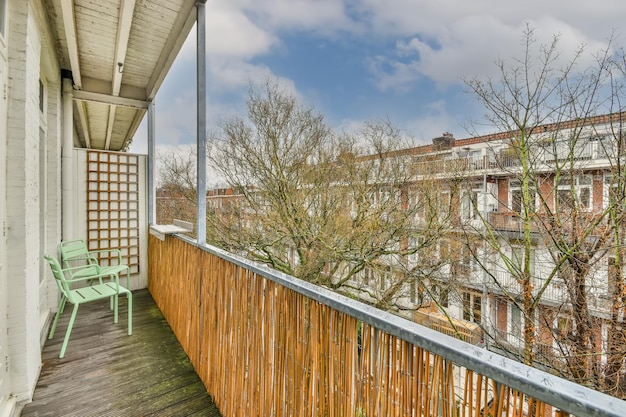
(113, 294, 119, 323)
(59, 295, 67, 314)
(127, 292, 132, 335)
(49, 297, 67, 340)
(59, 304, 80, 359)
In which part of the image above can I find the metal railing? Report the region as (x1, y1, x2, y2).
(411, 137, 617, 177)
(148, 234, 623, 417)
(488, 270, 569, 305)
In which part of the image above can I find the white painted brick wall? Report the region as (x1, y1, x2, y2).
(43, 76, 62, 313)
(4, 0, 62, 403)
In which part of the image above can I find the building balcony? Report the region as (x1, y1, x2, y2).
(413, 309, 483, 345)
(28, 231, 622, 416)
(487, 211, 542, 234)
(412, 136, 620, 178)
(21, 290, 221, 417)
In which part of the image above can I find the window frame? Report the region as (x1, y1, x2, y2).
(555, 174, 592, 211)
(509, 179, 536, 215)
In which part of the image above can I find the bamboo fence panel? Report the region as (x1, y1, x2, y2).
(149, 235, 559, 417)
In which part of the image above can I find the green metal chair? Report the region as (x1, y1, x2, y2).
(44, 255, 132, 359)
(58, 239, 131, 289)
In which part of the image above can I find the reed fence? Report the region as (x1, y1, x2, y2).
(148, 234, 622, 417)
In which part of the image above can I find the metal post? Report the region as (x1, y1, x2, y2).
(147, 100, 156, 225)
(482, 172, 488, 349)
(196, 0, 207, 245)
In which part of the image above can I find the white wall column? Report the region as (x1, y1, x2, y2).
(62, 72, 73, 239)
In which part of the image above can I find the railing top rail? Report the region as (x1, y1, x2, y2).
(176, 234, 624, 416)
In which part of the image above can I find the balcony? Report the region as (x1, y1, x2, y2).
(412, 135, 619, 178)
(21, 290, 221, 417)
(487, 211, 541, 234)
(413, 310, 482, 345)
(489, 270, 568, 305)
(8, 1, 623, 415)
(20, 230, 624, 416)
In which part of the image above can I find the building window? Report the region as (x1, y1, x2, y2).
(363, 266, 373, 286)
(462, 292, 481, 324)
(555, 174, 592, 211)
(431, 283, 449, 308)
(440, 286, 449, 308)
(407, 235, 425, 265)
(458, 244, 474, 275)
(603, 173, 624, 210)
(410, 280, 423, 305)
(462, 293, 471, 321)
(461, 184, 481, 220)
(509, 179, 536, 215)
(438, 189, 451, 219)
(510, 303, 523, 344)
(408, 187, 427, 223)
(608, 257, 618, 298)
(511, 246, 536, 278)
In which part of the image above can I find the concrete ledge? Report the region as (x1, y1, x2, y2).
(149, 219, 193, 241)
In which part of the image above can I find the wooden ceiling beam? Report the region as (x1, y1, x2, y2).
(60, 0, 82, 88)
(73, 90, 148, 109)
(106, 0, 136, 151)
(112, 0, 135, 96)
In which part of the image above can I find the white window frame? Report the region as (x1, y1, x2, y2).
(511, 246, 536, 279)
(461, 182, 482, 220)
(555, 174, 592, 211)
(509, 302, 524, 347)
(509, 179, 536, 215)
(603, 172, 624, 211)
(462, 291, 482, 324)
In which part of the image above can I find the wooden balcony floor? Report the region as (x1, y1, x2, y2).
(21, 290, 222, 417)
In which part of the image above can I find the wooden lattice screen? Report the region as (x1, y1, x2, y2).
(87, 151, 140, 275)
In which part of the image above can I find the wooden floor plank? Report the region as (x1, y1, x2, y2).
(21, 290, 222, 417)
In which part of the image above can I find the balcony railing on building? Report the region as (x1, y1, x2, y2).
(414, 309, 482, 345)
(489, 269, 568, 304)
(412, 135, 619, 177)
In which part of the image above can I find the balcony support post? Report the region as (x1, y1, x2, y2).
(196, 0, 207, 245)
(147, 100, 155, 225)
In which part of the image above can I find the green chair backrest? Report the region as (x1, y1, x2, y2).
(44, 255, 75, 303)
(59, 239, 94, 266)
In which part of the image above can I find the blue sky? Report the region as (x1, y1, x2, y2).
(129, 0, 625, 155)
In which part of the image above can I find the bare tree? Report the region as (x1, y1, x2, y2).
(156, 148, 197, 226)
(602, 48, 626, 397)
(464, 25, 626, 396)
(206, 81, 450, 311)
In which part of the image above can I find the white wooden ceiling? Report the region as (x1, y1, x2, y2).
(44, 0, 198, 151)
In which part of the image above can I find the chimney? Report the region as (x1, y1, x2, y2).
(432, 132, 455, 151)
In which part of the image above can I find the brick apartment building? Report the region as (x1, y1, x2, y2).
(205, 112, 626, 378)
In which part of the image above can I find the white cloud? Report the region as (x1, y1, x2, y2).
(403, 100, 459, 143)
(353, 0, 623, 88)
(133, 0, 626, 152)
(234, 0, 352, 34)
(205, 6, 277, 58)
(177, 3, 277, 62)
